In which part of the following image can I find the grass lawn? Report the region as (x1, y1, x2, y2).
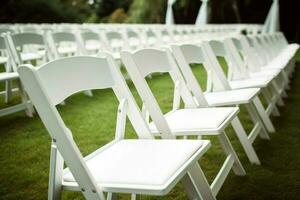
(0, 53, 300, 200)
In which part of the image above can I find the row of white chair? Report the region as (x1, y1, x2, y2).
(0, 23, 263, 36)
(0, 26, 296, 115)
(0, 23, 244, 110)
(13, 28, 299, 199)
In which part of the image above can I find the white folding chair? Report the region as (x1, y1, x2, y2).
(125, 29, 144, 51)
(78, 31, 104, 56)
(18, 55, 216, 200)
(171, 43, 275, 162)
(142, 29, 160, 48)
(5, 32, 50, 67)
(121, 48, 247, 197)
(206, 40, 283, 117)
(230, 36, 290, 97)
(0, 35, 33, 117)
(102, 30, 126, 59)
(47, 31, 81, 59)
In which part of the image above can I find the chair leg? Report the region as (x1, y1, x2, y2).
(107, 193, 117, 200)
(245, 102, 270, 140)
(280, 71, 290, 91)
(17, 80, 34, 117)
(217, 131, 247, 174)
(262, 88, 280, 117)
(48, 142, 64, 200)
(252, 96, 275, 133)
(5, 80, 13, 103)
(130, 194, 140, 200)
(230, 117, 261, 165)
(271, 81, 285, 106)
(182, 162, 216, 200)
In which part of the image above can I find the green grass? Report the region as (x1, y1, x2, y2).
(1, 53, 300, 200)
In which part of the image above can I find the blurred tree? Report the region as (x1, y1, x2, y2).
(173, 0, 201, 24)
(94, 0, 132, 22)
(0, 0, 92, 23)
(126, 0, 166, 23)
(0, 0, 298, 42)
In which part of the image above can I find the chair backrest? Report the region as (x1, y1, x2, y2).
(209, 40, 228, 58)
(17, 55, 154, 199)
(171, 44, 231, 96)
(11, 32, 44, 47)
(81, 31, 100, 41)
(0, 28, 14, 34)
(126, 29, 143, 51)
(144, 29, 159, 47)
(52, 31, 76, 43)
(121, 48, 206, 137)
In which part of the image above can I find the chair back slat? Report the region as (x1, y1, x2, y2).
(12, 33, 44, 46)
(52, 32, 76, 43)
(81, 31, 99, 41)
(131, 49, 172, 77)
(176, 44, 206, 64)
(36, 56, 115, 105)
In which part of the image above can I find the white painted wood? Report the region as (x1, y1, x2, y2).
(171, 43, 269, 164)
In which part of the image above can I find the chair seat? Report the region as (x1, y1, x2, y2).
(0, 72, 18, 82)
(250, 68, 281, 78)
(204, 88, 260, 106)
(21, 52, 42, 62)
(86, 43, 101, 51)
(58, 46, 77, 55)
(149, 107, 239, 135)
(282, 44, 299, 58)
(0, 56, 8, 64)
(63, 139, 210, 194)
(229, 76, 273, 89)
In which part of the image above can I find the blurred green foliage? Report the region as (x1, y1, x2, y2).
(0, 0, 92, 23)
(0, 0, 298, 41)
(0, 0, 280, 24)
